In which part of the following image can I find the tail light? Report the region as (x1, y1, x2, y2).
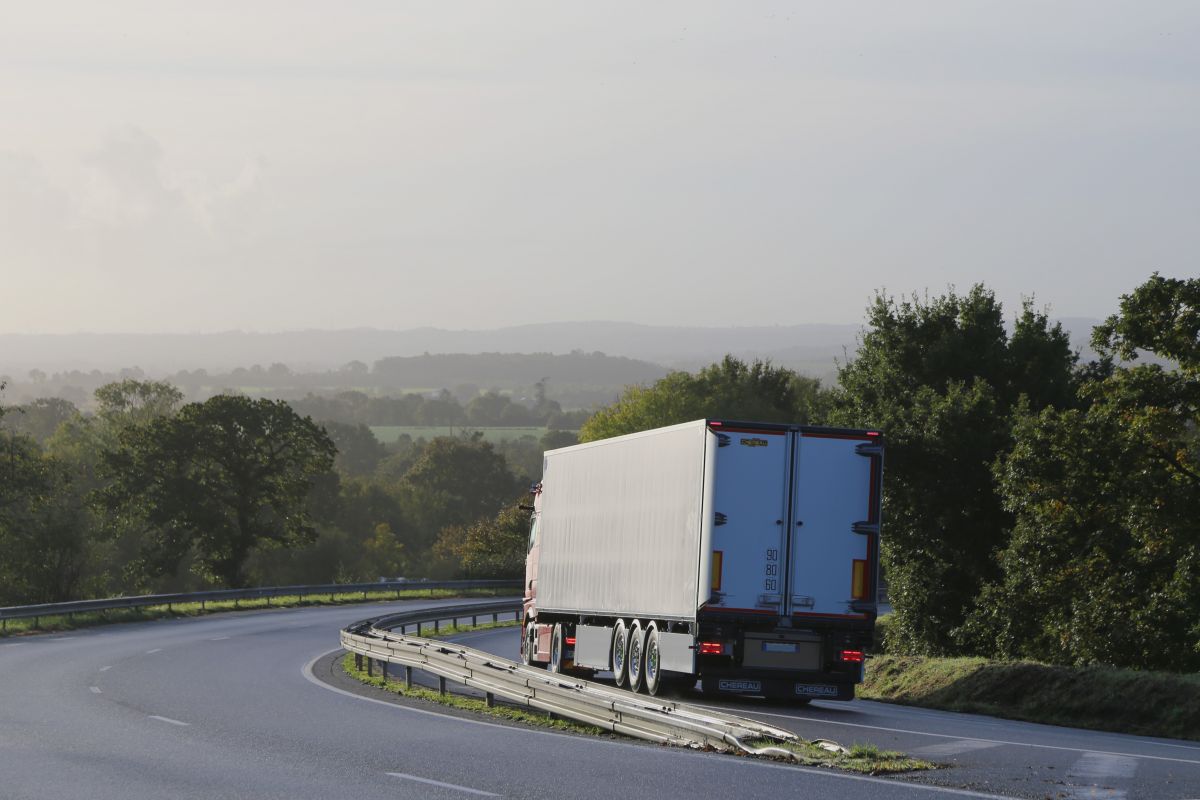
(699, 641, 727, 656)
(839, 649, 865, 663)
(565, 637, 576, 646)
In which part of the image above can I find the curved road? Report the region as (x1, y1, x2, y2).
(0, 600, 1195, 800)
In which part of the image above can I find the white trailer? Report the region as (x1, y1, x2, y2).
(521, 418, 884, 700)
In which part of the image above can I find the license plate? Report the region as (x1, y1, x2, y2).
(718, 679, 762, 693)
(795, 684, 839, 697)
(762, 642, 798, 654)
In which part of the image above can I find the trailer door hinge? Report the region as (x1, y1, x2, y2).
(714, 512, 728, 526)
(855, 442, 883, 458)
(851, 521, 879, 536)
(716, 433, 732, 448)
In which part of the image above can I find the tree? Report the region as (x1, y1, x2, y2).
(828, 286, 1077, 654)
(580, 356, 827, 442)
(99, 395, 337, 588)
(3, 397, 78, 444)
(1092, 272, 1200, 368)
(321, 420, 387, 477)
(396, 434, 525, 556)
(963, 275, 1200, 668)
(435, 502, 530, 578)
(0, 432, 90, 604)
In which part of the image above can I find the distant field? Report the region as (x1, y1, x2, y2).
(370, 426, 569, 443)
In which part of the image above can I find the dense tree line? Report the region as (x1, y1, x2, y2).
(1, 351, 665, 413)
(4, 274, 1195, 675)
(0, 380, 566, 604)
(290, 384, 589, 430)
(578, 275, 1199, 672)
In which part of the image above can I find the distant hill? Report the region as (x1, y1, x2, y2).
(0, 318, 1105, 378)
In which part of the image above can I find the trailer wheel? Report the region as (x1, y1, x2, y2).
(521, 622, 536, 666)
(548, 623, 565, 673)
(643, 626, 663, 696)
(611, 620, 629, 688)
(627, 621, 646, 693)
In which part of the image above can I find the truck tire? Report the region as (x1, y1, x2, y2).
(521, 622, 536, 666)
(548, 623, 564, 673)
(611, 620, 630, 688)
(643, 626, 663, 696)
(627, 621, 646, 693)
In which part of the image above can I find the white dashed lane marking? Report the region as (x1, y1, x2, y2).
(148, 715, 190, 727)
(1060, 751, 1139, 800)
(386, 772, 499, 797)
(913, 739, 1003, 758)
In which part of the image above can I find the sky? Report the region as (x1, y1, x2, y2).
(2, 2, 1197, 334)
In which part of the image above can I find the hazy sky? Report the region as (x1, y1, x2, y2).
(2, 2, 1197, 334)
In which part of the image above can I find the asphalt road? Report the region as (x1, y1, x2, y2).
(1, 599, 1196, 800)
(460, 625, 1200, 800)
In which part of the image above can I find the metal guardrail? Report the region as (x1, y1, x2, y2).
(341, 601, 810, 759)
(0, 579, 521, 630)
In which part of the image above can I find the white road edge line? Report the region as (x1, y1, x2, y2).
(89, 686, 102, 694)
(145, 648, 162, 654)
(148, 715, 190, 727)
(99, 665, 112, 672)
(696, 705, 1200, 767)
(209, 636, 230, 641)
(1, 642, 27, 647)
(301, 649, 1012, 800)
(386, 772, 499, 797)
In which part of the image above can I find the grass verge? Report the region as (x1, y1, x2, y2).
(860, 654, 1200, 741)
(0, 587, 510, 638)
(342, 621, 935, 775)
(747, 739, 937, 775)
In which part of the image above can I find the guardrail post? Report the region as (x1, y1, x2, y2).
(354, 653, 363, 671)
(471, 615, 477, 627)
(200, 600, 206, 611)
(492, 613, 498, 623)
(381, 661, 389, 680)
(234, 598, 239, 609)
(485, 692, 495, 708)
(404, 666, 412, 689)
(433, 619, 439, 634)
(438, 676, 446, 696)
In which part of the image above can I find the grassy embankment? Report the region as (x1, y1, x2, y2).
(341, 621, 935, 775)
(0, 587, 510, 638)
(862, 618, 1200, 740)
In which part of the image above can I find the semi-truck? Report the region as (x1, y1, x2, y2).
(520, 418, 884, 700)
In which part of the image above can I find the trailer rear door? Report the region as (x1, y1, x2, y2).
(785, 432, 881, 619)
(707, 427, 790, 616)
